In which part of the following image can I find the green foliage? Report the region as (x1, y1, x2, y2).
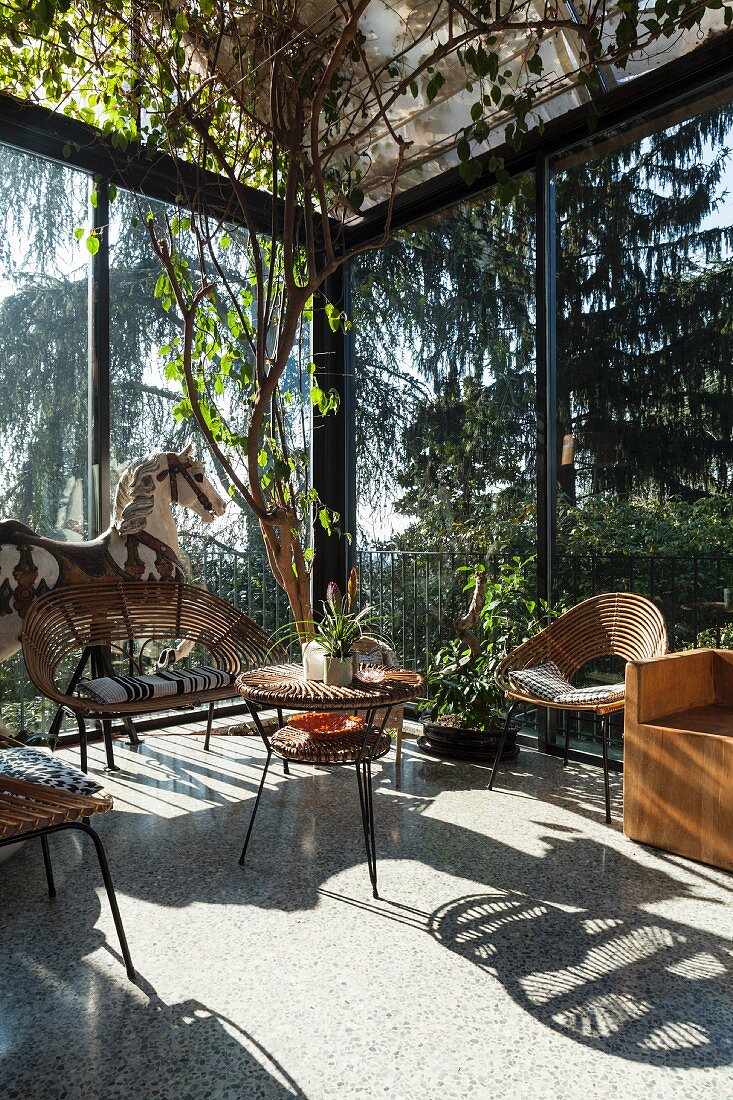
(694, 622, 733, 649)
(273, 587, 388, 658)
(422, 558, 550, 728)
(353, 99, 733, 553)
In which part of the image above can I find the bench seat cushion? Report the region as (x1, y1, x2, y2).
(77, 665, 235, 707)
(509, 660, 624, 706)
(0, 746, 103, 797)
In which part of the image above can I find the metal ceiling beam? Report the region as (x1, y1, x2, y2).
(0, 93, 279, 231)
(343, 31, 733, 249)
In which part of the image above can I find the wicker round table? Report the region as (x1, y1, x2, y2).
(236, 663, 424, 897)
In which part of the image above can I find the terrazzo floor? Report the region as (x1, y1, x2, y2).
(1, 724, 732, 1100)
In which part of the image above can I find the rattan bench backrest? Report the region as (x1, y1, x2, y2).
(21, 580, 283, 705)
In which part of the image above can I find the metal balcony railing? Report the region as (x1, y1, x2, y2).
(4, 538, 733, 738)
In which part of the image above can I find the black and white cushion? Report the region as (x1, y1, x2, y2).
(509, 661, 624, 706)
(76, 665, 235, 706)
(0, 746, 103, 797)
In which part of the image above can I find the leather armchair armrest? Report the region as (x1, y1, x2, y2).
(625, 649, 715, 725)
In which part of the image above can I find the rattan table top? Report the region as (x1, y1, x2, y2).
(236, 663, 424, 711)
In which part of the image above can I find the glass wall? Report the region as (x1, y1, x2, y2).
(108, 192, 305, 637)
(0, 144, 90, 734)
(552, 96, 733, 755)
(352, 179, 537, 671)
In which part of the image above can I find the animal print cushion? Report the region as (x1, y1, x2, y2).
(76, 665, 235, 706)
(509, 661, 625, 706)
(0, 747, 103, 797)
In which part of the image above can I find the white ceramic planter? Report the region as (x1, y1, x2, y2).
(302, 640, 327, 680)
(323, 656, 354, 687)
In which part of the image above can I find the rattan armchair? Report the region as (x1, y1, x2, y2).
(0, 730, 134, 979)
(21, 580, 281, 771)
(491, 592, 668, 822)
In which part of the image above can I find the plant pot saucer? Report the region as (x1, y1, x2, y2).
(415, 736, 520, 763)
(417, 719, 520, 763)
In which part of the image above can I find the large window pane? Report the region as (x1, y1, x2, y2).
(352, 181, 537, 673)
(0, 146, 90, 736)
(554, 95, 733, 755)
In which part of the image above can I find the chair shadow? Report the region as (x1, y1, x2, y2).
(429, 883, 733, 1068)
(0, 862, 305, 1097)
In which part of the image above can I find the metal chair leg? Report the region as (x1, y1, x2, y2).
(76, 713, 88, 775)
(488, 703, 518, 791)
(204, 701, 215, 752)
(239, 747, 272, 866)
(40, 835, 56, 898)
(75, 821, 135, 981)
(601, 714, 612, 824)
(101, 719, 119, 772)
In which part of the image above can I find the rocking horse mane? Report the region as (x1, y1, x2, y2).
(114, 454, 163, 536)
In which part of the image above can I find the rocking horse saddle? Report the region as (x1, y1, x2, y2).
(0, 521, 112, 578)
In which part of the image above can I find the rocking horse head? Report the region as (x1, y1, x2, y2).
(113, 446, 228, 535)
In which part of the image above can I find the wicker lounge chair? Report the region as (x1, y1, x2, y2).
(21, 580, 280, 772)
(491, 592, 668, 822)
(0, 730, 134, 979)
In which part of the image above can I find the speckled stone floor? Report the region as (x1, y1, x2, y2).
(1, 725, 732, 1100)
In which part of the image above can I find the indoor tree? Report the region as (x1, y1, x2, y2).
(1, 0, 729, 634)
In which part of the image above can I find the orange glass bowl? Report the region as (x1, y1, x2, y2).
(286, 712, 365, 739)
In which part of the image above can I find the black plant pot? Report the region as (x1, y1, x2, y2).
(417, 718, 519, 763)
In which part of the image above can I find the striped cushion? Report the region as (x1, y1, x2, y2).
(77, 665, 235, 706)
(0, 747, 103, 797)
(509, 661, 624, 706)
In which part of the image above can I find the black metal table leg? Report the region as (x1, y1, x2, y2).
(239, 747, 272, 865)
(239, 701, 274, 866)
(355, 758, 378, 898)
(276, 709, 289, 774)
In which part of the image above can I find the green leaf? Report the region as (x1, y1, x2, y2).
(86, 234, 100, 255)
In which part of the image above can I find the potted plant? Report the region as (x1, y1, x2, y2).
(419, 558, 551, 761)
(281, 569, 389, 686)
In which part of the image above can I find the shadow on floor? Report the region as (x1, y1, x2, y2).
(429, 882, 733, 1068)
(4, 737, 732, 1076)
(0, 862, 305, 1097)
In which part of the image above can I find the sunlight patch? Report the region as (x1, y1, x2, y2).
(553, 992, 650, 1038)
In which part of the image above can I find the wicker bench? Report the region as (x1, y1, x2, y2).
(21, 580, 280, 772)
